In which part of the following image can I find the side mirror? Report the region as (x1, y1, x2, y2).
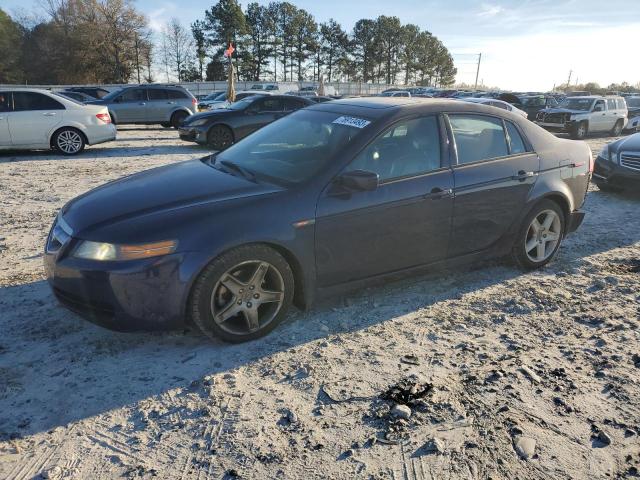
(337, 170, 379, 192)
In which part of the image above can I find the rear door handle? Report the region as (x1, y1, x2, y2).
(43, 112, 57, 116)
(167, 101, 176, 105)
(424, 187, 453, 200)
(512, 170, 535, 181)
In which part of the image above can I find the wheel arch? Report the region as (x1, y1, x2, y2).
(206, 122, 236, 144)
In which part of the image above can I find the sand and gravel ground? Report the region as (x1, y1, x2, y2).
(0, 127, 639, 479)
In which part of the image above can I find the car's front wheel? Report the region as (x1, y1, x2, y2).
(512, 200, 565, 270)
(207, 125, 234, 151)
(171, 111, 188, 128)
(53, 128, 85, 155)
(190, 245, 294, 343)
(570, 121, 588, 140)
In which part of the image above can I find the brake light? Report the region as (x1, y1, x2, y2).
(96, 113, 111, 124)
(588, 150, 594, 173)
(192, 98, 197, 106)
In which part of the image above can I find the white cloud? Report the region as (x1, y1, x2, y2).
(478, 3, 505, 18)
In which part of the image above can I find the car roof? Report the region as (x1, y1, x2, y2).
(308, 96, 518, 120)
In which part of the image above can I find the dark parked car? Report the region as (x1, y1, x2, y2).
(593, 132, 640, 191)
(88, 85, 198, 127)
(59, 91, 96, 103)
(179, 95, 313, 150)
(623, 96, 640, 132)
(64, 87, 111, 99)
(307, 96, 334, 104)
(500, 94, 559, 120)
(45, 98, 591, 342)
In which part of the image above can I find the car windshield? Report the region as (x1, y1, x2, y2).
(212, 110, 371, 185)
(627, 98, 640, 108)
(101, 88, 123, 101)
(559, 98, 594, 111)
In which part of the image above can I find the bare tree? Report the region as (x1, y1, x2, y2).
(163, 18, 193, 81)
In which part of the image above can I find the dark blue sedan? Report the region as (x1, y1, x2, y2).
(45, 98, 591, 342)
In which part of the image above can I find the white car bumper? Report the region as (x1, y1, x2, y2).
(86, 123, 117, 145)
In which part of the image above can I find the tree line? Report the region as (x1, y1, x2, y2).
(0, 0, 457, 86)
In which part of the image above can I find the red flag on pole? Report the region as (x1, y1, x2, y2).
(224, 43, 235, 58)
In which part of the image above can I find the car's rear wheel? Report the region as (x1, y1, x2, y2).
(170, 111, 188, 128)
(190, 245, 294, 343)
(610, 120, 623, 137)
(53, 128, 85, 155)
(570, 121, 588, 140)
(207, 125, 234, 151)
(512, 200, 565, 270)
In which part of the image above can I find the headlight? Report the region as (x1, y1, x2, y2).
(73, 240, 177, 261)
(597, 145, 617, 163)
(189, 118, 209, 127)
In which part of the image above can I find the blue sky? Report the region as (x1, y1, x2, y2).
(4, 0, 640, 90)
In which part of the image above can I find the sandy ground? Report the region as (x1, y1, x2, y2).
(0, 127, 639, 480)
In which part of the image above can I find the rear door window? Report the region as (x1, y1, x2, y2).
(449, 115, 509, 164)
(282, 98, 306, 112)
(13, 92, 65, 111)
(617, 99, 626, 110)
(606, 99, 616, 110)
(257, 98, 284, 112)
(345, 116, 442, 182)
(147, 89, 168, 100)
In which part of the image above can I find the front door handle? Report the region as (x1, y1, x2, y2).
(424, 187, 453, 200)
(513, 170, 535, 181)
(43, 112, 57, 116)
(167, 101, 176, 105)
(139, 102, 146, 106)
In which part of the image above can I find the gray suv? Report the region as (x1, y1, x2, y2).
(89, 85, 198, 128)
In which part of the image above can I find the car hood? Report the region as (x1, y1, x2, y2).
(612, 132, 640, 151)
(62, 158, 282, 234)
(185, 109, 236, 123)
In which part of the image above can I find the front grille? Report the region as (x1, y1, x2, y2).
(620, 152, 640, 172)
(542, 112, 569, 124)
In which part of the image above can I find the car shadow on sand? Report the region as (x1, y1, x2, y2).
(1, 201, 638, 441)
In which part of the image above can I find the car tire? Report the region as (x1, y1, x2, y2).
(207, 125, 234, 151)
(610, 120, 623, 137)
(570, 121, 588, 140)
(190, 244, 295, 343)
(170, 111, 188, 128)
(511, 199, 565, 270)
(52, 127, 86, 155)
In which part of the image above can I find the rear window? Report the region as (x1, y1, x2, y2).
(13, 92, 65, 111)
(449, 115, 509, 164)
(168, 89, 189, 99)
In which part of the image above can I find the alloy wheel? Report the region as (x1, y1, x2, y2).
(209, 127, 233, 150)
(57, 130, 83, 154)
(524, 209, 562, 263)
(210, 260, 285, 335)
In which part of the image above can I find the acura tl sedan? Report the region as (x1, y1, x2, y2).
(45, 98, 591, 342)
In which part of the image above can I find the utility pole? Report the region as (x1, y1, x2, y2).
(566, 69, 572, 89)
(474, 53, 482, 90)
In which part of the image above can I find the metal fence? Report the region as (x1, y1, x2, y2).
(0, 81, 407, 97)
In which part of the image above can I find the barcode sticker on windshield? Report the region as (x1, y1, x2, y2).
(332, 116, 371, 129)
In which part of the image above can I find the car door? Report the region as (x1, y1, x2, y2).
(281, 97, 307, 117)
(146, 88, 169, 122)
(606, 98, 622, 130)
(590, 99, 607, 132)
(7, 91, 64, 146)
(315, 115, 454, 286)
(446, 114, 539, 257)
(111, 88, 147, 123)
(0, 92, 10, 146)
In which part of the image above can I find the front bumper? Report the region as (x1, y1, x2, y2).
(535, 121, 576, 133)
(179, 125, 209, 144)
(44, 248, 201, 332)
(593, 154, 640, 189)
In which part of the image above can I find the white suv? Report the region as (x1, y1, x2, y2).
(535, 95, 627, 139)
(0, 88, 116, 155)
